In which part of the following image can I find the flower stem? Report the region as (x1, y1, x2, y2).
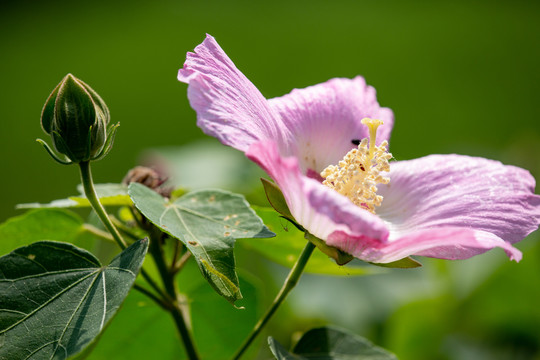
(232, 241, 316, 360)
(79, 161, 127, 250)
(148, 227, 200, 360)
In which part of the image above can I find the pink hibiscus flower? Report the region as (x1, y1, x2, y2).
(178, 34, 540, 264)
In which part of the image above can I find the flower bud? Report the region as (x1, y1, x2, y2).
(38, 74, 118, 164)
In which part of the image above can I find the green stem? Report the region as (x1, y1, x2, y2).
(148, 228, 200, 360)
(79, 161, 127, 250)
(232, 241, 316, 360)
(78, 161, 169, 307)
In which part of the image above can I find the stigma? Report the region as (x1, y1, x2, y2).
(320, 118, 392, 214)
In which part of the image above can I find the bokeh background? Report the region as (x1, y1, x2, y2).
(1, 0, 539, 359)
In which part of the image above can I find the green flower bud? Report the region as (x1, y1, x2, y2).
(38, 74, 119, 164)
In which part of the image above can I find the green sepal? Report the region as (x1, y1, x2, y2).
(40, 81, 61, 134)
(36, 138, 73, 165)
(92, 122, 120, 161)
(261, 178, 294, 220)
(305, 232, 354, 266)
(51, 129, 79, 163)
(370, 256, 422, 268)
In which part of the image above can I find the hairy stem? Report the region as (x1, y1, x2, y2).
(232, 241, 316, 360)
(79, 161, 127, 249)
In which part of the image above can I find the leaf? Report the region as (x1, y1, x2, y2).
(128, 182, 274, 304)
(17, 183, 130, 209)
(269, 326, 398, 360)
(243, 207, 376, 276)
(0, 209, 94, 255)
(83, 259, 260, 360)
(0, 239, 148, 360)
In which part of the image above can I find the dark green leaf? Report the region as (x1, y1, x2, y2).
(84, 260, 260, 360)
(128, 182, 273, 304)
(244, 207, 376, 276)
(0, 239, 148, 360)
(0, 209, 94, 255)
(269, 326, 398, 360)
(17, 183, 130, 209)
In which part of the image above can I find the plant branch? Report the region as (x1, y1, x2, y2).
(148, 227, 200, 360)
(133, 284, 169, 310)
(172, 251, 192, 275)
(232, 240, 316, 360)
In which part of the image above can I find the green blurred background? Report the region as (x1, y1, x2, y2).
(1, 0, 539, 359)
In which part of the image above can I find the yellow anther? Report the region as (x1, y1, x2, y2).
(321, 118, 391, 214)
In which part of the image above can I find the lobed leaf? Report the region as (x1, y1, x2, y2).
(0, 239, 148, 360)
(128, 182, 273, 304)
(82, 259, 260, 360)
(269, 326, 398, 360)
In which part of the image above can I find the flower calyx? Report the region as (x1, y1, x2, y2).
(38, 73, 119, 165)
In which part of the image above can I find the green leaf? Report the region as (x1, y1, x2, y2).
(0, 209, 93, 255)
(83, 259, 261, 360)
(0, 239, 148, 360)
(17, 183, 130, 209)
(244, 207, 376, 276)
(269, 326, 398, 360)
(128, 182, 273, 304)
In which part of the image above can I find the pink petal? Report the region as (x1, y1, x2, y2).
(378, 154, 540, 244)
(327, 227, 522, 263)
(178, 34, 288, 152)
(246, 140, 390, 243)
(268, 77, 394, 173)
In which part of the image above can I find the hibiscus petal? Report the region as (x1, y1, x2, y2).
(178, 34, 287, 152)
(246, 140, 389, 244)
(327, 227, 522, 263)
(268, 77, 394, 173)
(377, 154, 540, 249)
